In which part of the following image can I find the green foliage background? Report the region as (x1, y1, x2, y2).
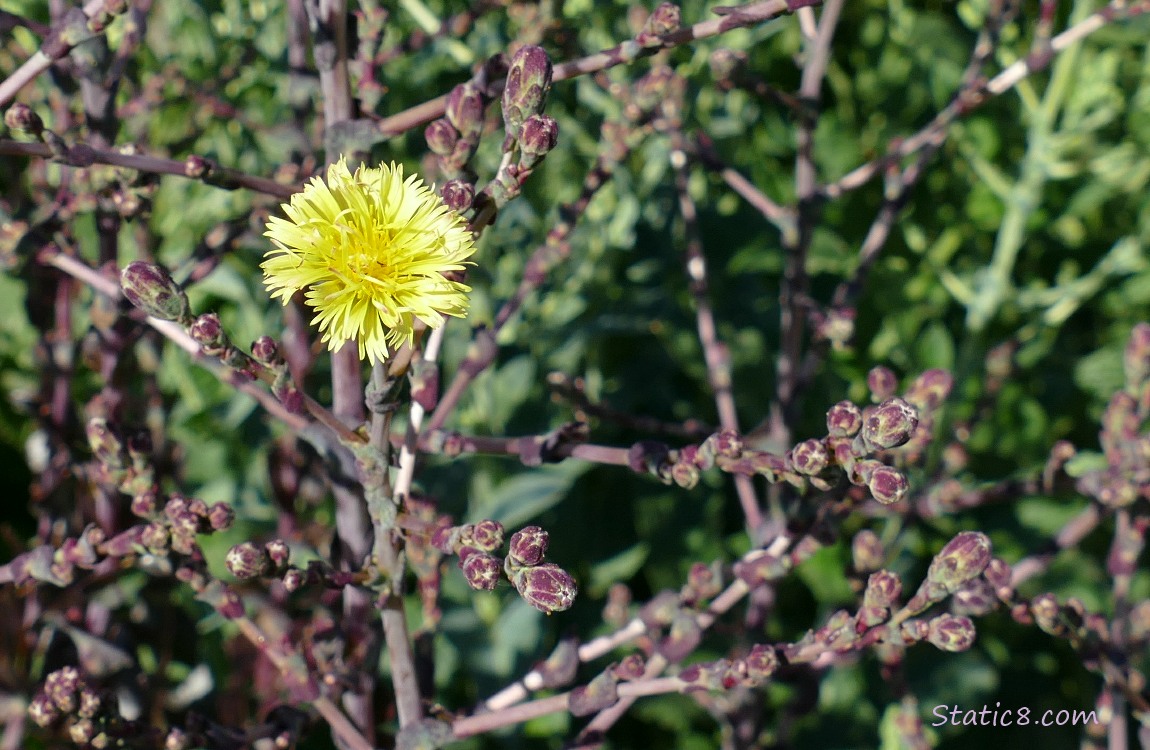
(2, 0, 1150, 748)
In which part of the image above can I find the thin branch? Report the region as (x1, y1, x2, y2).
(0, 0, 105, 107)
(374, 0, 823, 137)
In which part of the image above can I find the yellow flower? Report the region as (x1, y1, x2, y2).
(262, 158, 476, 363)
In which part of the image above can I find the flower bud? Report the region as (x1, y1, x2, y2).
(982, 557, 1013, 597)
(867, 465, 909, 505)
(218, 586, 244, 619)
(424, 118, 460, 157)
(441, 179, 475, 212)
(189, 313, 227, 355)
(165, 727, 190, 750)
(470, 519, 504, 552)
(861, 398, 918, 450)
(225, 541, 272, 579)
(250, 335, 280, 366)
(282, 568, 307, 592)
(446, 83, 486, 141)
(507, 525, 549, 567)
(184, 154, 211, 179)
(517, 114, 559, 169)
(77, 688, 101, 719)
(826, 400, 863, 437)
(537, 638, 580, 688)
(460, 551, 502, 591)
(69, 718, 96, 744)
(569, 670, 618, 716)
(502, 45, 553, 135)
(851, 529, 884, 573)
(120, 261, 191, 323)
(5, 103, 45, 137)
(926, 614, 976, 652)
(658, 610, 702, 661)
(636, 2, 681, 45)
(264, 539, 290, 569)
(863, 570, 902, 609)
(926, 531, 992, 594)
(207, 502, 235, 531)
(613, 654, 646, 681)
(511, 562, 577, 614)
(906, 368, 954, 410)
(953, 578, 997, 616)
(45, 666, 81, 712)
(86, 417, 125, 469)
(140, 522, 170, 553)
(130, 490, 157, 517)
(867, 366, 898, 401)
(789, 438, 828, 475)
(745, 644, 779, 680)
(28, 693, 59, 727)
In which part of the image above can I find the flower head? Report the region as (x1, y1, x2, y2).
(263, 158, 476, 363)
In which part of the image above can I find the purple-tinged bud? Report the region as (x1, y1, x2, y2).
(789, 439, 828, 475)
(569, 670, 619, 716)
(511, 562, 577, 614)
(926, 614, 976, 652)
(927, 531, 992, 595)
(614, 654, 646, 681)
(226, 542, 272, 579)
(429, 525, 458, 554)
(100, 526, 143, 557)
(207, 502, 235, 531)
(733, 550, 790, 586)
(189, 313, 227, 355)
(863, 570, 902, 609)
(502, 45, 553, 135)
(745, 644, 779, 680)
(425, 118, 460, 157)
(536, 639, 579, 688)
(636, 2, 681, 46)
(120, 261, 191, 323)
(658, 610, 702, 662)
(282, 568, 307, 592)
(861, 398, 919, 450)
(460, 551, 502, 591)
(1124, 322, 1150, 388)
(217, 586, 245, 619)
(517, 115, 559, 169)
(187, 497, 208, 518)
(851, 530, 884, 573)
(603, 583, 631, 628)
(184, 154, 211, 179)
(265, 539, 290, 569)
(867, 366, 898, 401)
(5, 103, 45, 137)
(899, 618, 931, 645)
(446, 83, 486, 141)
(867, 465, 909, 505)
(826, 400, 863, 437)
(86, 417, 125, 469)
(848, 458, 882, 486)
(470, 519, 504, 552)
(250, 335, 280, 366)
(681, 561, 721, 604)
(906, 368, 954, 410)
(1031, 593, 1062, 635)
(140, 522, 170, 553)
(165, 727, 190, 750)
(28, 693, 59, 727)
(670, 459, 700, 489)
(69, 718, 96, 744)
(45, 666, 81, 712)
(441, 179, 475, 212)
(982, 557, 1013, 597)
(952, 578, 998, 616)
(507, 525, 549, 567)
(169, 508, 201, 539)
(77, 688, 100, 718)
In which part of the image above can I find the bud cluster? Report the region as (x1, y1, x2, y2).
(625, 379, 940, 507)
(678, 643, 779, 693)
(431, 521, 578, 614)
(26, 665, 161, 748)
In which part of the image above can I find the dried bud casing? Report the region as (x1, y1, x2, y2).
(502, 45, 553, 136)
(120, 261, 191, 323)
